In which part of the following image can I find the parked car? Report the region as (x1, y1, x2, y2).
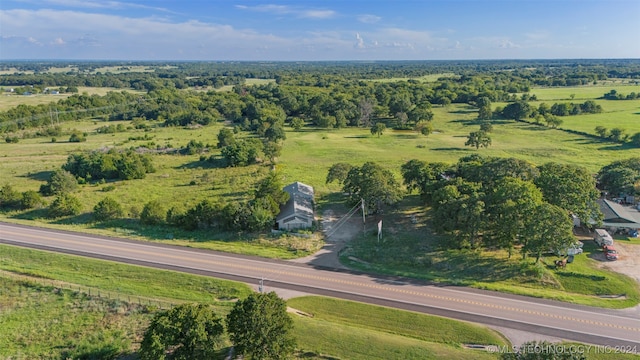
(602, 245, 619, 261)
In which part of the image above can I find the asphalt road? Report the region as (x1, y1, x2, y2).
(1, 222, 639, 350)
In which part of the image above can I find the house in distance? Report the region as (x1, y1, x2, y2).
(275, 182, 314, 230)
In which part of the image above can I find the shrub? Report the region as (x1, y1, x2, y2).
(69, 130, 87, 142)
(140, 200, 167, 225)
(20, 190, 45, 209)
(0, 184, 22, 210)
(93, 196, 124, 221)
(5, 136, 19, 143)
(40, 169, 78, 196)
(48, 193, 82, 218)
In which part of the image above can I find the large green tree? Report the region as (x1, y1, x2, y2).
(342, 162, 403, 213)
(597, 158, 640, 196)
(465, 130, 492, 149)
(522, 203, 575, 262)
(139, 303, 224, 360)
(534, 162, 602, 226)
(326, 162, 354, 185)
(484, 178, 543, 257)
(226, 292, 295, 360)
(501, 100, 531, 120)
(370, 122, 386, 137)
(431, 179, 485, 248)
(476, 96, 492, 120)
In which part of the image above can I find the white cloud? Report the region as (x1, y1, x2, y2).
(355, 32, 365, 49)
(498, 39, 520, 49)
(357, 14, 381, 24)
(51, 37, 65, 45)
(1, 8, 374, 59)
(42, 0, 172, 12)
(235, 4, 336, 19)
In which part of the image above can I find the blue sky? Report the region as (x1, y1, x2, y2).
(1, 0, 638, 61)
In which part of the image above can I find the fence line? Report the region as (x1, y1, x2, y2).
(0, 270, 181, 310)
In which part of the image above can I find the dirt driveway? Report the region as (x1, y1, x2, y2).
(597, 241, 640, 284)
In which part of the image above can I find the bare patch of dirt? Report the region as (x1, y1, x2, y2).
(598, 241, 640, 284)
(288, 207, 364, 269)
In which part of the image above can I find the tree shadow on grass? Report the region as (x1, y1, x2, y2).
(431, 147, 471, 152)
(62, 345, 121, 360)
(427, 250, 520, 284)
(10, 208, 49, 220)
(176, 156, 226, 169)
(393, 134, 419, 139)
(598, 142, 636, 151)
(50, 213, 94, 225)
(22, 170, 53, 181)
(343, 135, 369, 139)
(554, 271, 607, 282)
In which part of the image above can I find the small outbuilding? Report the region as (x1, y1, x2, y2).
(275, 182, 314, 230)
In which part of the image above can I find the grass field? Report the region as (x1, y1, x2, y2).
(0, 277, 149, 359)
(0, 86, 145, 111)
(338, 196, 640, 309)
(289, 296, 506, 359)
(0, 244, 510, 359)
(529, 84, 640, 101)
(0, 244, 252, 303)
(2, 84, 640, 306)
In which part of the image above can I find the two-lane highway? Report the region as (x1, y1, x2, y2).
(1, 222, 638, 349)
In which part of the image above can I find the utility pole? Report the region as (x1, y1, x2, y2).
(361, 198, 366, 233)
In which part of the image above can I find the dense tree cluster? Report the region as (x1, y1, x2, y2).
(5, 59, 637, 136)
(401, 155, 600, 259)
(139, 292, 295, 360)
(157, 172, 289, 232)
(328, 162, 403, 213)
(597, 158, 640, 196)
(62, 150, 155, 182)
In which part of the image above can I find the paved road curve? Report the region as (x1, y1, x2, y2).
(1, 222, 639, 350)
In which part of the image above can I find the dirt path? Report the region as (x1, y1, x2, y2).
(288, 208, 363, 269)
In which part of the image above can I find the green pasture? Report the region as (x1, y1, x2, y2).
(1, 91, 640, 306)
(0, 87, 145, 111)
(289, 296, 505, 360)
(529, 84, 640, 101)
(0, 276, 148, 359)
(0, 244, 252, 303)
(0, 118, 322, 258)
(3, 101, 640, 258)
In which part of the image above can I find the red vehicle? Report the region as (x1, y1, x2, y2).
(602, 245, 619, 261)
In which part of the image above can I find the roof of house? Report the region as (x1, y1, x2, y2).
(276, 182, 314, 223)
(597, 198, 640, 228)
